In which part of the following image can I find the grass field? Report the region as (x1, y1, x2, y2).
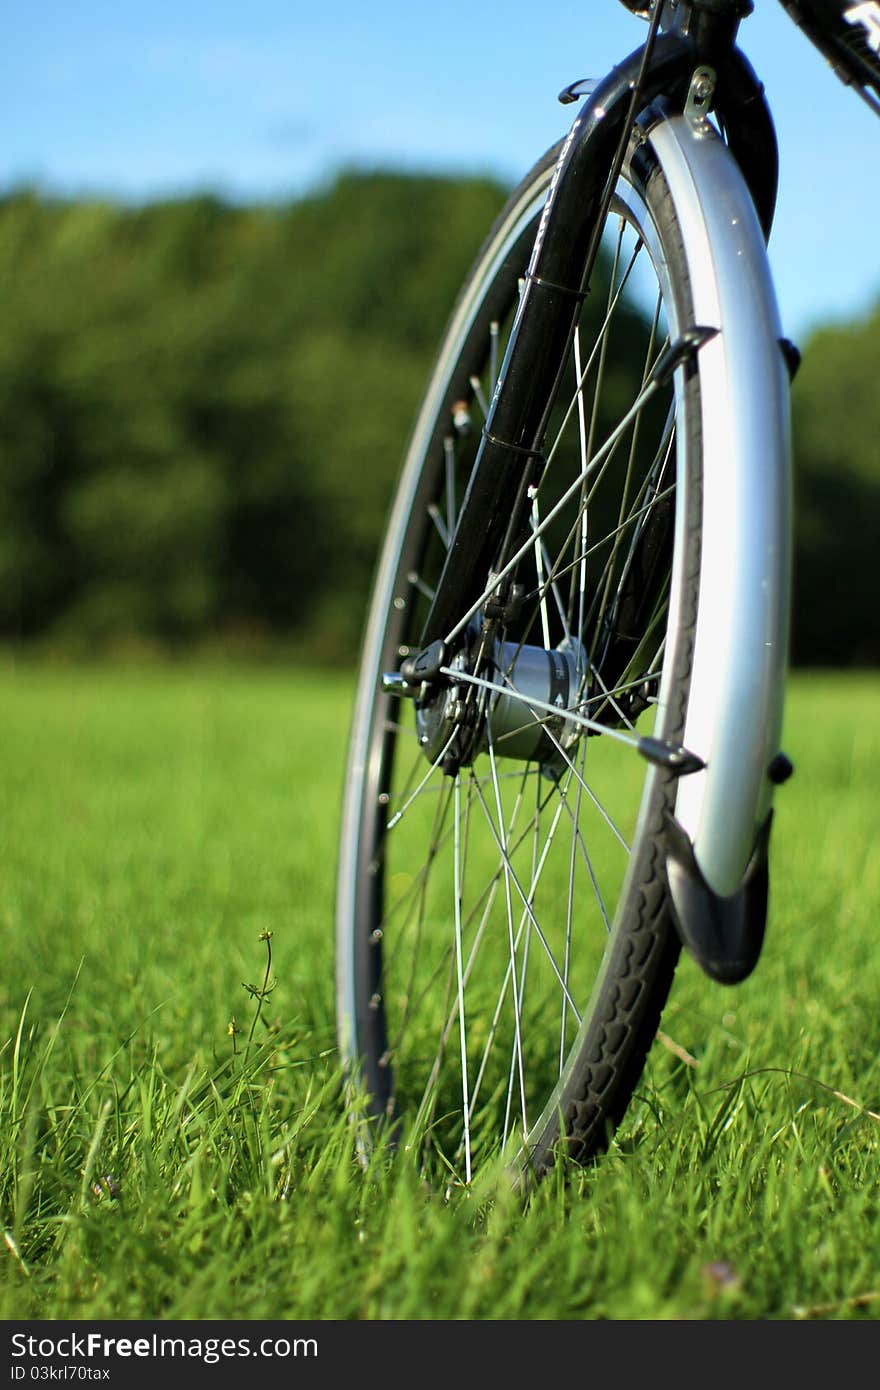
(1, 660, 879, 1320)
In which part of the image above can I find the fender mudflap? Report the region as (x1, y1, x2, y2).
(665, 812, 773, 985)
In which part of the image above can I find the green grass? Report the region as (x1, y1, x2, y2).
(1, 660, 879, 1320)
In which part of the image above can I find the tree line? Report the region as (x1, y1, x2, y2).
(0, 174, 877, 665)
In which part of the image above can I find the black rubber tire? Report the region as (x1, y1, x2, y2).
(336, 137, 702, 1187)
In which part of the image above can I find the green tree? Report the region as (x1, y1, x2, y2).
(1, 178, 877, 666)
(790, 300, 880, 665)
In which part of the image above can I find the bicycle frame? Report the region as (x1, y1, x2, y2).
(780, 0, 880, 115)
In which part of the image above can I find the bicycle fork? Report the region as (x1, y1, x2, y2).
(416, 33, 795, 985)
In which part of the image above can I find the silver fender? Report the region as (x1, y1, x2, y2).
(646, 114, 792, 902)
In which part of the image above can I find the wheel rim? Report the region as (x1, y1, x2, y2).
(339, 164, 694, 1185)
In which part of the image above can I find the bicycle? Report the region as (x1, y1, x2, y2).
(335, 0, 880, 1189)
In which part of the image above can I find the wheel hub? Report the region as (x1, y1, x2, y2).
(411, 635, 587, 774)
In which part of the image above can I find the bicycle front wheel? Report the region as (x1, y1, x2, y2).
(337, 139, 706, 1186)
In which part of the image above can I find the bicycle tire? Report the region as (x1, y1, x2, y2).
(336, 132, 709, 1187)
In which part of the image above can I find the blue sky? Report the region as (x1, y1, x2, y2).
(3, 1, 878, 340)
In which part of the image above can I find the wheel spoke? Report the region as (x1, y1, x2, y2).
(485, 732, 529, 1138)
(545, 229, 643, 469)
(470, 763, 584, 1024)
(467, 772, 574, 1129)
(445, 435, 457, 538)
(489, 320, 500, 394)
(414, 764, 538, 1136)
(386, 730, 459, 831)
(572, 326, 591, 658)
(452, 774, 472, 1184)
(428, 501, 451, 549)
(529, 479, 676, 617)
(443, 370, 665, 647)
